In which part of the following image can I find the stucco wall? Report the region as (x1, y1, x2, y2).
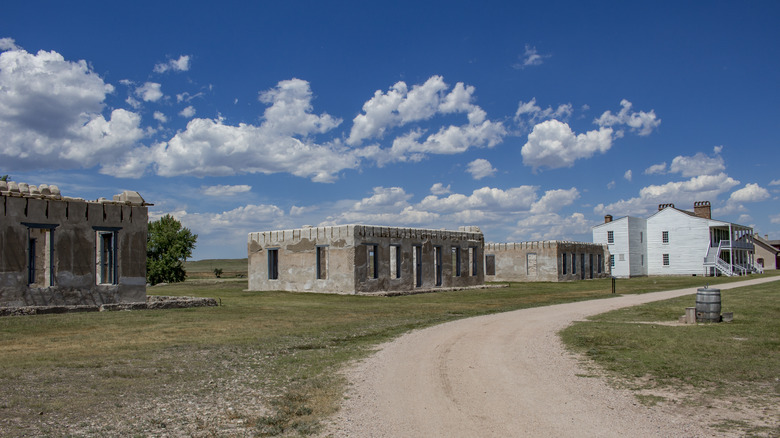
(485, 241, 610, 282)
(248, 225, 485, 294)
(1, 186, 147, 306)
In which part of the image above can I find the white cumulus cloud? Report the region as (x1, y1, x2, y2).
(179, 105, 196, 118)
(521, 120, 613, 170)
(430, 183, 452, 195)
(513, 44, 549, 69)
(624, 169, 632, 181)
(644, 162, 667, 175)
(595, 99, 660, 136)
(0, 46, 144, 172)
(153, 111, 167, 123)
(466, 158, 497, 180)
(530, 188, 580, 214)
(154, 55, 191, 73)
(135, 82, 163, 102)
(728, 183, 770, 203)
(669, 147, 725, 177)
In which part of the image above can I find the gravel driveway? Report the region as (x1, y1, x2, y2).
(321, 277, 779, 437)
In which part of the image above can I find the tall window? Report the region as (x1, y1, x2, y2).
(485, 254, 496, 276)
(27, 226, 54, 287)
(434, 246, 443, 286)
(316, 246, 328, 279)
(572, 254, 577, 274)
(562, 253, 567, 275)
(662, 231, 669, 244)
(413, 245, 422, 287)
(663, 253, 670, 266)
(607, 230, 614, 244)
(451, 247, 461, 277)
(390, 245, 401, 279)
(610, 255, 615, 267)
(469, 247, 478, 276)
(97, 231, 118, 285)
(597, 254, 603, 273)
(268, 249, 279, 279)
(367, 244, 378, 279)
(640, 231, 643, 243)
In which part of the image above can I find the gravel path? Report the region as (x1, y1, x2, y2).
(321, 277, 779, 438)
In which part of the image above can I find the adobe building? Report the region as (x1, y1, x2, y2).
(248, 224, 485, 295)
(1, 180, 149, 307)
(484, 241, 611, 282)
(753, 234, 779, 270)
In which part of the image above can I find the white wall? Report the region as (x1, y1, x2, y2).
(646, 209, 712, 275)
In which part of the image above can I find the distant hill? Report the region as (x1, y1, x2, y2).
(185, 258, 248, 279)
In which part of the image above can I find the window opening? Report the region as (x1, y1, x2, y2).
(572, 254, 577, 274)
(527, 253, 537, 276)
(390, 245, 401, 279)
(469, 247, 477, 276)
(607, 230, 614, 244)
(367, 244, 378, 279)
(597, 254, 603, 273)
(451, 246, 461, 277)
(316, 246, 328, 280)
(610, 254, 615, 267)
(97, 231, 117, 284)
(662, 231, 669, 244)
(485, 254, 496, 276)
(562, 253, 567, 275)
(434, 246, 443, 286)
(268, 249, 279, 280)
(640, 231, 643, 243)
(413, 245, 422, 287)
(589, 254, 593, 279)
(25, 224, 56, 287)
(663, 253, 670, 266)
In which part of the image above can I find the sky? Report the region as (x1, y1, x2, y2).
(2, 1, 779, 260)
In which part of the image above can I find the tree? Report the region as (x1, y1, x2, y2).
(147, 214, 197, 285)
(213, 268, 223, 278)
(1, 175, 8, 181)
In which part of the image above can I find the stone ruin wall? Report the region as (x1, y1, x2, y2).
(1, 181, 148, 307)
(248, 224, 485, 295)
(485, 241, 610, 282)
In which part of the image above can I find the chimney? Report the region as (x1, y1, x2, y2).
(604, 215, 613, 223)
(693, 201, 711, 219)
(658, 203, 675, 211)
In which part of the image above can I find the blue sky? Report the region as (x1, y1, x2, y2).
(2, 1, 779, 260)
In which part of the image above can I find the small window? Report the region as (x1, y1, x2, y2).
(619, 253, 625, 261)
(268, 249, 279, 279)
(607, 230, 614, 244)
(485, 254, 496, 276)
(641, 254, 644, 266)
(367, 244, 378, 279)
(451, 247, 461, 277)
(663, 253, 670, 266)
(662, 231, 669, 244)
(610, 255, 615, 267)
(390, 245, 401, 279)
(640, 231, 643, 243)
(562, 253, 567, 275)
(316, 246, 328, 280)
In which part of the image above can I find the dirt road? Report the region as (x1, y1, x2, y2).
(322, 277, 779, 437)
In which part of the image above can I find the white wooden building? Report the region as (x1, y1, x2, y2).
(592, 215, 647, 278)
(593, 202, 759, 277)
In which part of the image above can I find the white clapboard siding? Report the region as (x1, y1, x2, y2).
(646, 208, 718, 275)
(593, 216, 647, 277)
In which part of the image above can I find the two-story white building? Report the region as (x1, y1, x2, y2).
(593, 201, 759, 277)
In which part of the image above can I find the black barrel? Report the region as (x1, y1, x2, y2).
(696, 288, 721, 323)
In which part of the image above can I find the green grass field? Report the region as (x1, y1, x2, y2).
(1, 271, 777, 436)
(185, 258, 248, 278)
(560, 278, 780, 436)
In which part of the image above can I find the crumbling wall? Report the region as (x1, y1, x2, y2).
(0, 182, 148, 306)
(485, 241, 610, 282)
(248, 224, 485, 295)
